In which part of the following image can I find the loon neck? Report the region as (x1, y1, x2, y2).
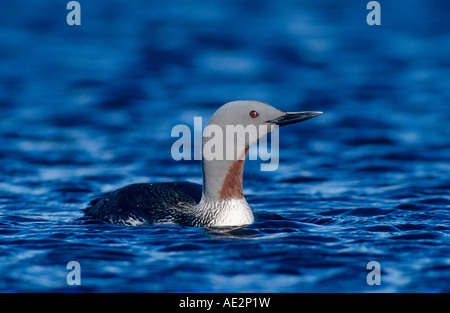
(196, 146, 253, 226)
(201, 146, 249, 201)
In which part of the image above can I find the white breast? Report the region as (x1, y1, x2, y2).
(196, 198, 255, 227)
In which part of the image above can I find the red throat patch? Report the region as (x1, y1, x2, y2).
(219, 147, 249, 200)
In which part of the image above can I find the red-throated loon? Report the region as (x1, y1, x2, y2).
(84, 100, 322, 227)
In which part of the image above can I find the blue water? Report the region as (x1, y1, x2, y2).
(1, 0, 449, 292)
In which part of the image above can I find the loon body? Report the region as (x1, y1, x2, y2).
(84, 100, 321, 227)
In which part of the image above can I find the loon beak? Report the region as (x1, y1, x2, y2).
(266, 111, 322, 126)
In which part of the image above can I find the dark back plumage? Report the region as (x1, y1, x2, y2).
(84, 182, 202, 226)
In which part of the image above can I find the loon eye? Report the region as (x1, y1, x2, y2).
(249, 110, 259, 118)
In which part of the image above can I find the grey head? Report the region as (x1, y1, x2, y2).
(204, 100, 322, 152)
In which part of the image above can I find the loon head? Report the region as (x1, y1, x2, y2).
(200, 101, 322, 227)
(203, 100, 322, 155)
